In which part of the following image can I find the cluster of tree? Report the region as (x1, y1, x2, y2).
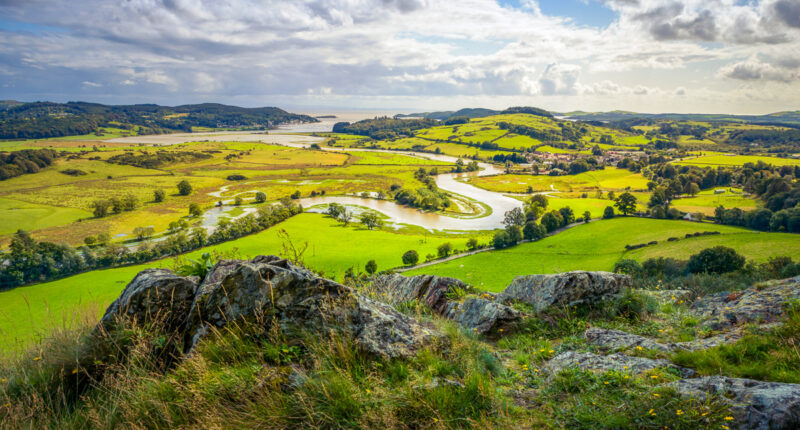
(492, 153, 528, 164)
(90, 194, 138, 217)
(655, 123, 709, 139)
(106, 150, 212, 169)
(615, 248, 800, 281)
(0, 200, 302, 289)
(394, 186, 450, 211)
(443, 116, 470, 125)
(0, 102, 317, 139)
(0, 149, 58, 180)
(332, 117, 437, 140)
(453, 158, 480, 172)
(728, 129, 800, 151)
(500, 106, 553, 118)
(714, 205, 800, 233)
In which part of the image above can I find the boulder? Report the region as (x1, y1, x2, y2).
(372, 274, 521, 334)
(670, 376, 800, 430)
(98, 256, 445, 360)
(497, 271, 631, 312)
(99, 268, 198, 332)
(370, 274, 466, 314)
(584, 327, 676, 353)
(545, 351, 695, 378)
(693, 276, 800, 330)
(442, 298, 521, 335)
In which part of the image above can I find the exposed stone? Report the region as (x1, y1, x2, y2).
(98, 256, 445, 360)
(674, 331, 743, 351)
(693, 276, 800, 330)
(99, 268, 198, 332)
(497, 271, 631, 312)
(443, 298, 521, 334)
(584, 327, 676, 353)
(670, 376, 800, 430)
(372, 274, 521, 334)
(545, 351, 695, 378)
(371, 274, 467, 314)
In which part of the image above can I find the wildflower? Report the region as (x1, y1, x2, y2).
(652, 393, 660, 397)
(499, 329, 503, 332)
(548, 349, 554, 353)
(676, 409, 683, 416)
(724, 417, 734, 421)
(702, 412, 708, 417)
(636, 346, 643, 351)
(72, 369, 78, 374)
(366, 389, 371, 394)
(281, 348, 289, 353)
(0, 378, 6, 383)
(648, 409, 654, 414)
(433, 418, 439, 423)
(33, 357, 41, 361)
(624, 375, 629, 379)
(604, 381, 610, 385)
(623, 366, 628, 370)
(721, 426, 729, 430)
(534, 368, 539, 373)
(539, 349, 545, 353)
(650, 375, 659, 379)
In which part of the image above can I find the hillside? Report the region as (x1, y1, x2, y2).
(562, 110, 800, 127)
(3, 256, 800, 429)
(0, 101, 318, 139)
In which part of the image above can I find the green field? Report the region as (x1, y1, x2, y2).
(0, 197, 92, 235)
(465, 168, 650, 193)
(670, 189, 759, 216)
(0, 213, 490, 352)
(405, 217, 800, 291)
(676, 154, 800, 167)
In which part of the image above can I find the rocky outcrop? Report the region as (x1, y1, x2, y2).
(693, 276, 800, 330)
(584, 327, 676, 353)
(99, 269, 198, 332)
(372, 274, 521, 334)
(371, 274, 466, 314)
(671, 376, 800, 430)
(442, 298, 521, 334)
(545, 350, 695, 378)
(497, 271, 631, 312)
(636, 289, 693, 305)
(98, 256, 445, 360)
(674, 331, 744, 351)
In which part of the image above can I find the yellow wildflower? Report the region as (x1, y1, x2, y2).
(33, 357, 41, 361)
(72, 369, 78, 374)
(724, 417, 734, 421)
(650, 375, 659, 379)
(676, 409, 683, 416)
(636, 346, 643, 351)
(548, 349, 554, 353)
(652, 393, 660, 397)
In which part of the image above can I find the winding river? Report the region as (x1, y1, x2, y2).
(107, 128, 525, 231)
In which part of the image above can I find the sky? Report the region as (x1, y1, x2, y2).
(0, 0, 799, 114)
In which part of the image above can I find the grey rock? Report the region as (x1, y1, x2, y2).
(497, 271, 631, 312)
(99, 268, 198, 332)
(371, 274, 466, 314)
(443, 298, 521, 334)
(584, 327, 676, 353)
(546, 351, 695, 378)
(372, 274, 520, 334)
(98, 256, 445, 360)
(674, 331, 743, 351)
(693, 276, 800, 330)
(670, 376, 800, 430)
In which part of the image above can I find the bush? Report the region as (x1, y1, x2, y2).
(254, 191, 267, 203)
(523, 221, 546, 241)
(603, 206, 615, 219)
(189, 203, 202, 217)
(153, 189, 165, 202)
(614, 259, 642, 276)
(493, 231, 509, 249)
(437, 242, 452, 258)
(177, 180, 192, 196)
(687, 246, 746, 275)
(60, 168, 87, 176)
(365, 259, 377, 274)
(402, 250, 419, 265)
(226, 174, 247, 181)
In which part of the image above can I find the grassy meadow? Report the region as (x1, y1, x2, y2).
(464, 168, 651, 193)
(406, 217, 800, 291)
(0, 213, 490, 352)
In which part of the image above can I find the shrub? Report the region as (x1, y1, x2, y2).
(60, 168, 87, 176)
(177, 180, 192, 196)
(254, 191, 266, 203)
(189, 203, 202, 217)
(226, 174, 247, 181)
(365, 259, 377, 274)
(153, 189, 165, 202)
(614, 259, 642, 276)
(603, 206, 615, 219)
(402, 250, 419, 265)
(437, 242, 452, 258)
(687, 246, 746, 274)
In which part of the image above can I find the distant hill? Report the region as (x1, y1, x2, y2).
(562, 110, 800, 127)
(396, 106, 552, 121)
(0, 101, 318, 140)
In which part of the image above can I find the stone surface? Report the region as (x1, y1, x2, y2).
(671, 376, 800, 430)
(693, 276, 800, 330)
(98, 256, 445, 359)
(442, 298, 521, 334)
(372, 274, 521, 334)
(497, 271, 631, 312)
(371, 274, 466, 314)
(546, 351, 695, 378)
(584, 327, 676, 353)
(99, 268, 198, 332)
(674, 331, 743, 351)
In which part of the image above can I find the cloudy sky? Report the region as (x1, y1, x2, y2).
(1, 0, 799, 114)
